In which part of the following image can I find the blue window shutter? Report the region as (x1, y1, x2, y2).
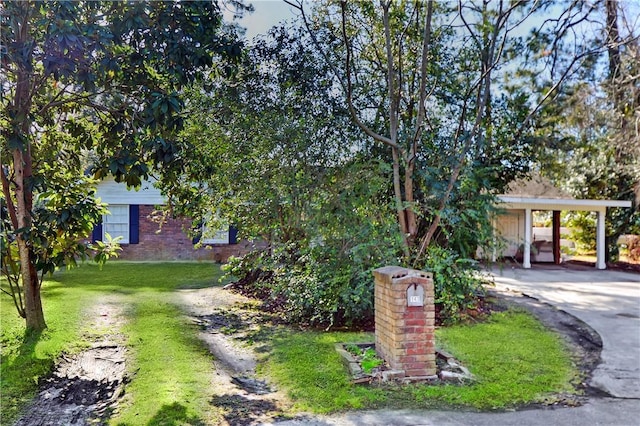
(229, 225, 238, 245)
(92, 222, 103, 242)
(192, 221, 202, 245)
(129, 205, 139, 244)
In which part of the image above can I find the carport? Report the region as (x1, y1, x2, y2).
(497, 196, 632, 269)
(493, 175, 632, 270)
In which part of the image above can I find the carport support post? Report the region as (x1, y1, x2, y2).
(597, 209, 606, 270)
(523, 208, 532, 268)
(553, 210, 561, 265)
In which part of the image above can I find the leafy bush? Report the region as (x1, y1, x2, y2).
(223, 161, 405, 328)
(220, 162, 490, 327)
(421, 245, 487, 323)
(225, 241, 487, 327)
(564, 212, 597, 252)
(224, 230, 401, 328)
(625, 235, 640, 261)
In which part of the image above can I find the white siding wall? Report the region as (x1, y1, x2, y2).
(495, 210, 525, 257)
(95, 177, 165, 205)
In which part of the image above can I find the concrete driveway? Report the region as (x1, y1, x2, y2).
(490, 266, 640, 399)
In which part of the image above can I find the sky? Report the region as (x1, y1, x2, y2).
(224, 0, 299, 40)
(227, 1, 640, 42)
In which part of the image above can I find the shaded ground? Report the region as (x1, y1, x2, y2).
(176, 286, 296, 426)
(14, 300, 128, 426)
(13, 280, 606, 425)
(567, 259, 640, 273)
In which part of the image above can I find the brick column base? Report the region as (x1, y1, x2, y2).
(374, 266, 436, 379)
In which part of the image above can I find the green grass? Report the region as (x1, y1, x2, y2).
(2, 263, 579, 423)
(114, 298, 219, 425)
(415, 310, 577, 409)
(265, 310, 578, 412)
(263, 331, 388, 413)
(1, 262, 224, 425)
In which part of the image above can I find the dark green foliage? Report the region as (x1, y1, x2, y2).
(422, 246, 486, 324)
(1, 0, 245, 330)
(196, 20, 497, 327)
(223, 162, 403, 328)
(225, 223, 489, 328)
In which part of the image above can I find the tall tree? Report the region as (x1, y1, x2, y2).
(161, 25, 401, 326)
(0, 1, 243, 332)
(160, 24, 356, 242)
(602, 0, 639, 256)
(288, 0, 595, 265)
(534, 0, 639, 258)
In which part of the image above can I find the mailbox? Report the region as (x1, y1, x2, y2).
(406, 283, 424, 307)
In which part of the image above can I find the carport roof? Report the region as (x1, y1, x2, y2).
(497, 174, 632, 211)
(497, 196, 632, 211)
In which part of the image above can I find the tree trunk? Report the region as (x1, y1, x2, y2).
(13, 148, 47, 332)
(21, 244, 46, 331)
(11, 8, 46, 331)
(392, 147, 411, 257)
(605, 0, 621, 84)
(383, 2, 412, 258)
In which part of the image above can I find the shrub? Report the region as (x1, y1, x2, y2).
(224, 233, 401, 328)
(626, 235, 640, 261)
(565, 212, 597, 252)
(225, 242, 487, 327)
(421, 245, 487, 324)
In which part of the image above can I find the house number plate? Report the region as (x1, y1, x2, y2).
(406, 284, 424, 307)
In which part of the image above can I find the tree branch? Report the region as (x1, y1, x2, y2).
(285, 0, 399, 149)
(1, 166, 19, 231)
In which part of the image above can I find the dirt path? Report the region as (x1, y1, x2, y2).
(13, 283, 604, 425)
(14, 297, 128, 426)
(13, 286, 292, 426)
(176, 286, 295, 425)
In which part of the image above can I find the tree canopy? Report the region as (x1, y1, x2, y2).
(0, 0, 244, 331)
(2, 0, 637, 331)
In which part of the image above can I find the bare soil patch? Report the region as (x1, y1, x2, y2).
(176, 286, 295, 425)
(14, 300, 128, 426)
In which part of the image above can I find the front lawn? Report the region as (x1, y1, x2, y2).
(1, 262, 225, 425)
(264, 310, 578, 412)
(2, 262, 579, 424)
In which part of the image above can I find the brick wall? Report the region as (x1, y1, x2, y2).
(373, 266, 436, 378)
(117, 205, 252, 262)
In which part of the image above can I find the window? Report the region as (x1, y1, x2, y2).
(103, 205, 130, 244)
(201, 225, 229, 244)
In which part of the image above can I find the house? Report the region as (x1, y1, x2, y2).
(90, 177, 251, 262)
(490, 174, 632, 269)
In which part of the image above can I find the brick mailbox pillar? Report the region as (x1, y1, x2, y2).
(373, 266, 436, 379)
